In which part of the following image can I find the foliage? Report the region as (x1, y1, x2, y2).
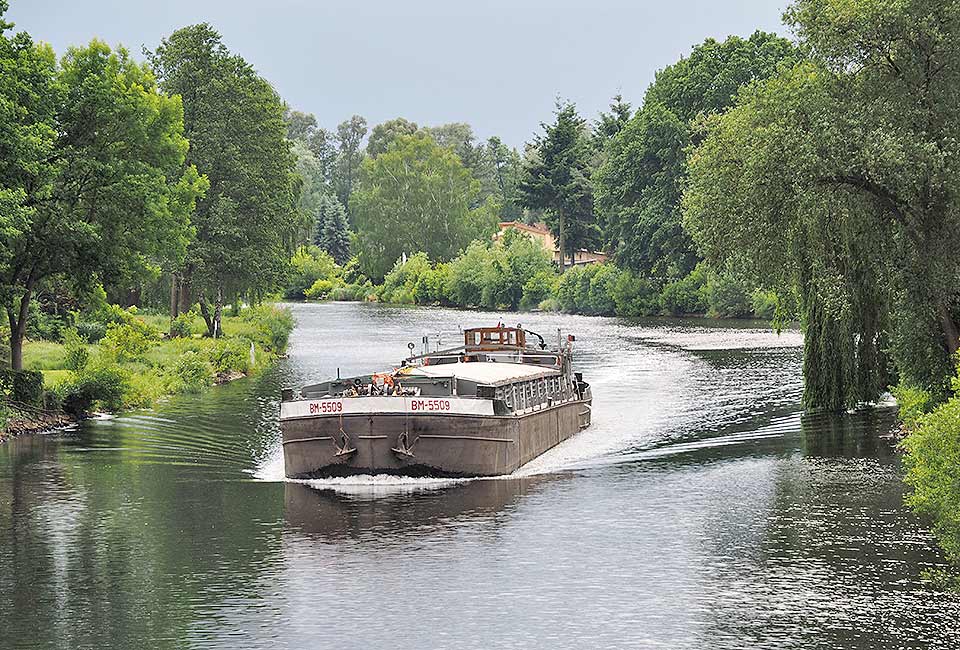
(892, 383, 935, 432)
(595, 32, 798, 281)
(520, 102, 600, 266)
(611, 271, 661, 317)
(101, 320, 162, 362)
(0, 368, 44, 406)
(351, 133, 498, 280)
(901, 358, 960, 562)
(207, 337, 252, 375)
(660, 266, 708, 315)
(520, 270, 558, 311)
(239, 304, 295, 352)
(704, 272, 754, 319)
(681, 0, 960, 408)
(59, 364, 128, 414)
(367, 117, 419, 157)
(333, 115, 367, 213)
(62, 328, 89, 371)
(285, 246, 341, 299)
(0, 27, 205, 369)
(165, 350, 214, 394)
(169, 311, 197, 338)
(313, 194, 352, 264)
(149, 24, 299, 337)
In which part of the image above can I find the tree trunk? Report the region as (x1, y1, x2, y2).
(178, 267, 193, 314)
(558, 210, 566, 270)
(198, 293, 215, 337)
(7, 286, 32, 371)
(940, 303, 960, 357)
(213, 286, 223, 338)
(170, 272, 180, 320)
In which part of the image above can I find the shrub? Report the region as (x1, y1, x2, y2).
(62, 328, 90, 371)
(207, 337, 252, 375)
(705, 271, 753, 318)
(0, 369, 44, 407)
(380, 252, 434, 304)
(285, 246, 342, 299)
(611, 271, 660, 316)
(902, 394, 960, 562)
(124, 369, 166, 408)
(445, 242, 489, 307)
(240, 305, 295, 353)
(75, 320, 107, 343)
(538, 297, 561, 312)
(170, 312, 197, 338)
(165, 351, 215, 394)
(305, 278, 337, 300)
(892, 382, 935, 431)
(59, 364, 128, 414)
(102, 320, 161, 362)
(750, 289, 780, 320)
(520, 270, 558, 311)
(661, 266, 709, 315)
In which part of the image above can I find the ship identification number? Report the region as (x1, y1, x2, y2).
(410, 399, 451, 412)
(309, 401, 343, 414)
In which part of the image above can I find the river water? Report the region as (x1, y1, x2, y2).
(1, 302, 959, 649)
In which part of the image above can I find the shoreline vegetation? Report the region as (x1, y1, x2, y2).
(0, 303, 294, 442)
(284, 238, 786, 322)
(2, 0, 959, 571)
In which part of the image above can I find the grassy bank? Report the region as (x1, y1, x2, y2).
(1, 304, 293, 436)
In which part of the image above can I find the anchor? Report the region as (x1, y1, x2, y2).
(334, 415, 356, 457)
(391, 431, 415, 458)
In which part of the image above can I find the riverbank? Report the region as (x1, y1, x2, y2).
(1, 304, 294, 441)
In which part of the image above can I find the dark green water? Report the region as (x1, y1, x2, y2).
(1, 302, 958, 649)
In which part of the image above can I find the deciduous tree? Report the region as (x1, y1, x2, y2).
(351, 133, 497, 280)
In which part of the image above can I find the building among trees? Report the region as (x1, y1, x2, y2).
(493, 222, 607, 267)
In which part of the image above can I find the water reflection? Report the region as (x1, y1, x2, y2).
(284, 474, 559, 541)
(1, 302, 959, 649)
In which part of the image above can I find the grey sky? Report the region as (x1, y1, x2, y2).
(8, 0, 790, 148)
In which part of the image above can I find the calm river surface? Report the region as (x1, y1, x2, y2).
(2, 302, 959, 649)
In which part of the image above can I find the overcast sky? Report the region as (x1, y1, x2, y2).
(8, 0, 790, 148)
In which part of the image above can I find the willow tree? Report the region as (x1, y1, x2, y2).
(684, 0, 960, 408)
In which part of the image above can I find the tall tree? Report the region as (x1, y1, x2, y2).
(594, 94, 632, 147)
(684, 0, 960, 407)
(520, 102, 599, 267)
(367, 117, 419, 157)
(484, 136, 523, 219)
(0, 27, 204, 368)
(333, 115, 367, 215)
(313, 194, 351, 265)
(594, 32, 798, 281)
(284, 108, 317, 142)
(149, 24, 299, 337)
(291, 140, 330, 244)
(351, 133, 497, 280)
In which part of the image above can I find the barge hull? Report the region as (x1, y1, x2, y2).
(281, 399, 591, 478)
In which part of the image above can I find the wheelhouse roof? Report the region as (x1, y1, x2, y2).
(405, 361, 560, 386)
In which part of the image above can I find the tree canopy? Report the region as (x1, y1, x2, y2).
(684, 0, 960, 408)
(149, 23, 299, 336)
(0, 14, 205, 368)
(351, 133, 497, 280)
(595, 31, 799, 281)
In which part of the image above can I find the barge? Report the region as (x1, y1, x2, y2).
(280, 326, 592, 478)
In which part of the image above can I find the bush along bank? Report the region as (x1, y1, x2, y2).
(894, 354, 960, 577)
(1, 303, 294, 438)
(283, 234, 793, 321)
